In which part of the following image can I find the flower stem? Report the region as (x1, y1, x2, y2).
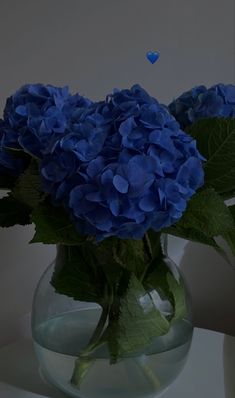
(71, 303, 110, 387)
(134, 355, 161, 390)
(88, 304, 110, 346)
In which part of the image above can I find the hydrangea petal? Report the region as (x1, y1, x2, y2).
(139, 194, 157, 212)
(113, 174, 129, 193)
(110, 199, 120, 216)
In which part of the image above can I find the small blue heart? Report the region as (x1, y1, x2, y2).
(146, 51, 160, 64)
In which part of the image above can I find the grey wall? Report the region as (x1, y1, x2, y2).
(0, 0, 234, 104)
(0, 0, 234, 345)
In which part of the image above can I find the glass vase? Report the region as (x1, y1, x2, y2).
(32, 235, 193, 398)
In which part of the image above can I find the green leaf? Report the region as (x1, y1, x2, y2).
(175, 188, 234, 237)
(107, 273, 169, 363)
(144, 255, 172, 298)
(31, 202, 86, 245)
(143, 249, 187, 323)
(51, 245, 105, 305)
(91, 238, 123, 287)
(165, 224, 233, 265)
(0, 195, 31, 227)
(165, 224, 222, 249)
(11, 160, 45, 209)
(164, 189, 235, 264)
(187, 118, 235, 194)
(112, 238, 148, 279)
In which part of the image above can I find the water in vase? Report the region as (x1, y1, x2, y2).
(33, 307, 193, 398)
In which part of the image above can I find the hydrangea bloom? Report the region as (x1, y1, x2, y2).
(0, 120, 27, 176)
(168, 83, 235, 128)
(41, 85, 204, 240)
(3, 83, 91, 159)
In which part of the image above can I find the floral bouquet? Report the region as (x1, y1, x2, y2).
(0, 82, 234, 389)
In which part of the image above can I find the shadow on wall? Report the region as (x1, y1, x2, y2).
(180, 242, 235, 336)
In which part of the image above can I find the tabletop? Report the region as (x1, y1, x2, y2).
(0, 327, 225, 398)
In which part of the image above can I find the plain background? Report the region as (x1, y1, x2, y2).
(0, 0, 234, 347)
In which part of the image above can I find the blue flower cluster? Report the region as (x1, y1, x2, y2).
(168, 83, 235, 128)
(0, 120, 27, 176)
(0, 83, 91, 175)
(41, 84, 204, 240)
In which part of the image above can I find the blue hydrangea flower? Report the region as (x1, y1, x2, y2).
(41, 85, 204, 240)
(3, 83, 92, 158)
(168, 83, 235, 128)
(40, 102, 110, 202)
(0, 120, 27, 176)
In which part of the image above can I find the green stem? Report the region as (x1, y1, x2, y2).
(134, 356, 161, 390)
(71, 300, 111, 387)
(87, 304, 110, 347)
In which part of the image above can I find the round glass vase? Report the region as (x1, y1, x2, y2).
(32, 235, 193, 398)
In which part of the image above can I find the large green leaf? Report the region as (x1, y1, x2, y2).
(11, 160, 45, 209)
(51, 245, 105, 305)
(165, 189, 235, 263)
(143, 255, 187, 323)
(31, 202, 86, 245)
(111, 238, 149, 279)
(107, 273, 169, 363)
(144, 255, 172, 300)
(165, 224, 221, 248)
(165, 224, 230, 262)
(187, 118, 235, 194)
(51, 241, 125, 308)
(91, 238, 124, 287)
(175, 188, 234, 237)
(0, 195, 31, 227)
(107, 233, 162, 282)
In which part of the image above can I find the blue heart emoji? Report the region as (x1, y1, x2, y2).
(146, 51, 160, 64)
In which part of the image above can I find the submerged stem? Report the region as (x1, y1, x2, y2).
(71, 302, 111, 387)
(88, 304, 110, 346)
(134, 356, 161, 390)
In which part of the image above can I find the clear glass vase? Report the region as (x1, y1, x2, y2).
(32, 235, 193, 398)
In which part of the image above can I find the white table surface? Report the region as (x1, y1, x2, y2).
(0, 328, 225, 398)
